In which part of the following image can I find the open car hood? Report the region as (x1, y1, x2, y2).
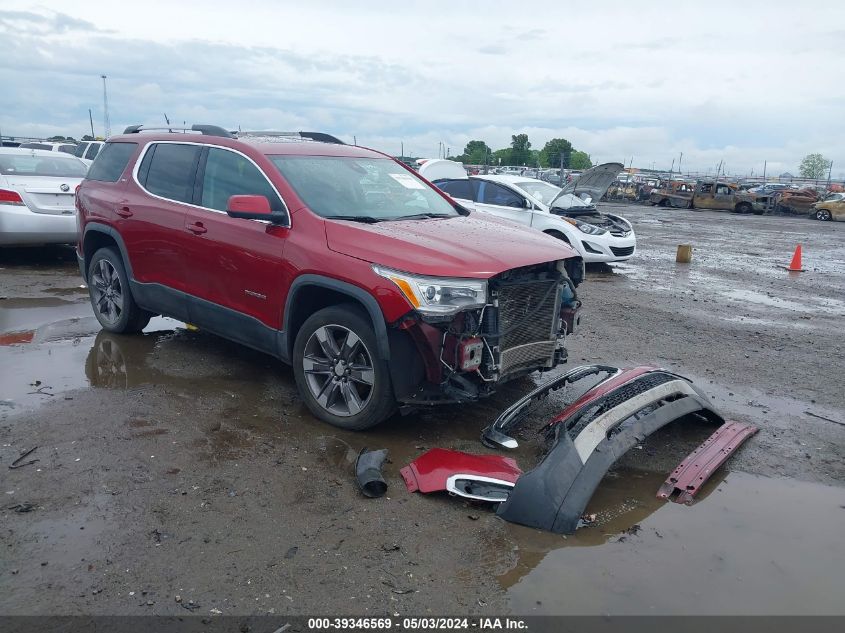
(552, 162, 624, 206)
(417, 159, 468, 181)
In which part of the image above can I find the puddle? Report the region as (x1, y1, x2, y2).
(501, 469, 845, 615)
(0, 298, 93, 334)
(0, 315, 185, 411)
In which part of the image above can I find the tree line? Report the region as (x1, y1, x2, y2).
(452, 135, 592, 169)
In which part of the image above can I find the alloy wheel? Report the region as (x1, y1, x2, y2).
(91, 259, 124, 325)
(816, 209, 831, 221)
(302, 324, 375, 417)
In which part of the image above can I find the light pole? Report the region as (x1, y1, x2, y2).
(101, 75, 111, 138)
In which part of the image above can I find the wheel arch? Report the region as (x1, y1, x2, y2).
(82, 224, 133, 282)
(283, 275, 391, 361)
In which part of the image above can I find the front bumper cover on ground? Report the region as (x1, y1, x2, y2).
(404, 366, 750, 535)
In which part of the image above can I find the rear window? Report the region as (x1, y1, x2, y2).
(73, 143, 88, 158)
(143, 143, 201, 204)
(84, 144, 101, 160)
(19, 143, 52, 150)
(0, 153, 88, 177)
(58, 145, 76, 154)
(86, 142, 137, 182)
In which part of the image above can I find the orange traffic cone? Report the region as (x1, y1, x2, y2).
(783, 244, 805, 272)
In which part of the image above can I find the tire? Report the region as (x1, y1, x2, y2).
(292, 304, 395, 430)
(816, 209, 832, 221)
(735, 202, 752, 214)
(87, 247, 152, 333)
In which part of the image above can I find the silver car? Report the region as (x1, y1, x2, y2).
(0, 148, 88, 246)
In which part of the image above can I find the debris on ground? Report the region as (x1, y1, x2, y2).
(355, 448, 389, 498)
(8, 503, 35, 513)
(804, 411, 845, 427)
(9, 446, 39, 470)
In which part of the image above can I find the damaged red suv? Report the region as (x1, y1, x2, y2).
(75, 125, 583, 429)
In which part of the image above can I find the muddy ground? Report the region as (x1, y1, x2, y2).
(1, 204, 844, 617)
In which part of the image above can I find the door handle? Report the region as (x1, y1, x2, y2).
(116, 206, 133, 218)
(187, 222, 207, 235)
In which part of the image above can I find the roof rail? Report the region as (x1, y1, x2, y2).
(122, 124, 234, 139)
(235, 131, 345, 145)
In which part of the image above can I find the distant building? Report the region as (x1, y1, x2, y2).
(779, 172, 794, 179)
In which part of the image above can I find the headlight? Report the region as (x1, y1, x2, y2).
(562, 218, 607, 235)
(373, 265, 487, 316)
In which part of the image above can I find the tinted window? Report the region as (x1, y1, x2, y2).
(144, 143, 201, 203)
(437, 179, 473, 200)
(84, 144, 101, 160)
(19, 143, 52, 150)
(201, 148, 283, 212)
(480, 182, 524, 208)
(73, 143, 88, 158)
(58, 145, 76, 154)
(87, 142, 138, 182)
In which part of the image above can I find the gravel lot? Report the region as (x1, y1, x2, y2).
(1, 204, 844, 617)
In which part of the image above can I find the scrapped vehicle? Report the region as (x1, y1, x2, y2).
(0, 148, 88, 246)
(810, 192, 845, 221)
(75, 125, 585, 430)
(423, 160, 636, 263)
(653, 179, 765, 214)
(773, 188, 819, 214)
(73, 140, 105, 166)
(648, 180, 694, 206)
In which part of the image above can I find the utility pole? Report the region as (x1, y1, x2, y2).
(678, 152, 683, 177)
(88, 109, 95, 138)
(762, 160, 767, 183)
(353, 135, 357, 145)
(827, 161, 833, 188)
(668, 158, 675, 183)
(101, 75, 111, 138)
(400, 141, 403, 159)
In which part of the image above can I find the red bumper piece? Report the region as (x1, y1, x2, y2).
(400, 448, 522, 494)
(657, 420, 759, 505)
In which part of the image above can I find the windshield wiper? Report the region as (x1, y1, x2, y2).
(328, 215, 385, 224)
(391, 213, 455, 221)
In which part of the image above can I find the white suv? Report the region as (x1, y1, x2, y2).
(72, 140, 105, 165)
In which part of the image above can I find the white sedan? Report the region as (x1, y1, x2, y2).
(0, 148, 88, 246)
(421, 160, 636, 263)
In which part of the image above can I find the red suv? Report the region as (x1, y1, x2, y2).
(75, 125, 583, 429)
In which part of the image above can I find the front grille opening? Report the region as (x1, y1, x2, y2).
(610, 245, 635, 257)
(489, 275, 561, 376)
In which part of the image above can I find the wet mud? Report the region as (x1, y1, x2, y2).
(1, 209, 844, 615)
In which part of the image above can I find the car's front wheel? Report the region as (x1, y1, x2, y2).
(816, 208, 832, 221)
(87, 247, 152, 333)
(292, 305, 395, 430)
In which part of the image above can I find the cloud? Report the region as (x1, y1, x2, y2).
(477, 44, 507, 55)
(1, 2, 844, 177)
(0, 9, 107, 34)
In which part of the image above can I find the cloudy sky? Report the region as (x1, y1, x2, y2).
(2, 1, 843, 176)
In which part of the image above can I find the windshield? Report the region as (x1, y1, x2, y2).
(269, 156, 460, 221)
(515, 180, 562, 204)
(0, 153, 88, 177)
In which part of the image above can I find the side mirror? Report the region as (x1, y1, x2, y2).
(524, 198, 533, 209)
(226, 195, 281, 222)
